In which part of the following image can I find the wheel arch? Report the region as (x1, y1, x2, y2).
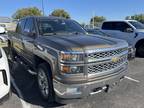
(135, 39, 144, 48)
(34, 55, 54, 75)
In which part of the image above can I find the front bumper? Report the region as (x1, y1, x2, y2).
(54, 63, 127, 104)
(128, 47, 135, 60)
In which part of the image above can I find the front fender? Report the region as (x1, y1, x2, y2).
(33, 45, 59, 76)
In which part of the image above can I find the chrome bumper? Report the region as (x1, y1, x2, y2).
(54, 63, 128, 103)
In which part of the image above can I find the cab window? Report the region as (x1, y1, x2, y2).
(16, 19, 26, 34)
(23, 18, 36, 37)
(102, 22, 133, 32)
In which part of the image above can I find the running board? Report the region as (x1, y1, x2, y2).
(15, 56, 37, 75)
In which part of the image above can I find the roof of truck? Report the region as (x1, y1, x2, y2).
(20, 16, 70, 20)
(103, 20, 137, 23)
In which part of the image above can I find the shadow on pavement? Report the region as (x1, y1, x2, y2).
(10, 61, 63, 108)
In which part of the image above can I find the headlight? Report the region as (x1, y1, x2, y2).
(60, 52, 83, 62)
(60, 51, 84, 74)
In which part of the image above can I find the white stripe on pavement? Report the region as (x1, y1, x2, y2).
(11, 76, 31, 108)
(124, 76, 140, 83)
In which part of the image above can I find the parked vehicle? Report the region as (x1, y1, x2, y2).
(0, 26, 6, 34)
(87, 28, 135, 60)
(9, 16, 128, 103)
(101, 20, 144, 57)
(0, 35, 10, 102)
(0, 26, 10, 58)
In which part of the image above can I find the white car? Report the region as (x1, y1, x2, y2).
(0, 47, 10, 101)
(0, 28, 10, 101)
(0, 26, 6, 34)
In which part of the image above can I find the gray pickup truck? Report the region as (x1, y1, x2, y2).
(9, 16, 128, 103)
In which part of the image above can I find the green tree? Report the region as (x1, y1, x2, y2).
(90, 16, 106, 27)
(125, 14, 144, 23)
(12, 7, 42, 19)
(50, 9, 70, 19)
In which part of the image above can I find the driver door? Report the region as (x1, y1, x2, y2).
(21, 18, 36, 65)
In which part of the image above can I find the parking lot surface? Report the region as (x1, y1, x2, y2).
(1, 57, 144, 108)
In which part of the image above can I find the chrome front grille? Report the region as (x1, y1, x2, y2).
(88, 48, 127, 60)
(88, 55, 127, 74)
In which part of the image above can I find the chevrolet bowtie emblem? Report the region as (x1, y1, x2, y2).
(112, 57, 120, 62)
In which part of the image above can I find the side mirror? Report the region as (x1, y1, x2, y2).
(125, 28, 134, 33)
(24, 29, 36, 37)
(29, 31, 36, 37)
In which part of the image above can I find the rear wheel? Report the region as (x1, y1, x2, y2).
(136, 43, 144, 57)
(37, 63, 55, 102)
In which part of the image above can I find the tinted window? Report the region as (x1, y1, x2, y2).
(38, 19, 86, 36)
(16, 19, 26, 34)
(24, 18, 35, 35)
(102, 22, 114, 30)
(114, 22, 131, 32)
(102, 22, 132, 32)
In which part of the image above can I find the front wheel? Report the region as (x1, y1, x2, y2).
(136, 43, 144, 57)
(37, 63, 55, 102)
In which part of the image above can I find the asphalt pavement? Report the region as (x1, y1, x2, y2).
(1, 57, 144, 108)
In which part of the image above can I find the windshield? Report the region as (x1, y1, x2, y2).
(129, 21, 144, 29)
(38, 19, 86, 36)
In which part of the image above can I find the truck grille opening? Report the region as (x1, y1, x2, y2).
(88, 55, 127, 74)
(88, 48, 127, 60)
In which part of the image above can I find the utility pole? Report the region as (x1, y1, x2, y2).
(42, 0, 45, 16)
(93, 11, 95, 29)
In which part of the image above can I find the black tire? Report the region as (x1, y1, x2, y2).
(136, 43, 144, 57)
(37, 63, 55, 102)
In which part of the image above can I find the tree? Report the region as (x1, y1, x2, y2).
(90, 16, 106, 27)
(50, 9, 70, 19)
(12, 7, 42, 19)
(125, 14, 144, 23)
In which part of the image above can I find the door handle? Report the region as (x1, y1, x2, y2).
(34, 44, 44, 51)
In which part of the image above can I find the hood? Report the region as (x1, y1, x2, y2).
(37, 34, 126, 52)
(136, 29, 144, 33)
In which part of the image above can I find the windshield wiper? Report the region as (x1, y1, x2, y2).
(42, 32, 85, 36)
(69, 32, 85, 35)
(42, 32, 57, 36)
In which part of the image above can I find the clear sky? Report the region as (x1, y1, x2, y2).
(0, 0, 144, 23)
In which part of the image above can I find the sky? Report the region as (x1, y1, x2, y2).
(0, 0, 144, 23)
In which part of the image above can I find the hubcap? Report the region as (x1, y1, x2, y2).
(38, 69, 49, 98)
